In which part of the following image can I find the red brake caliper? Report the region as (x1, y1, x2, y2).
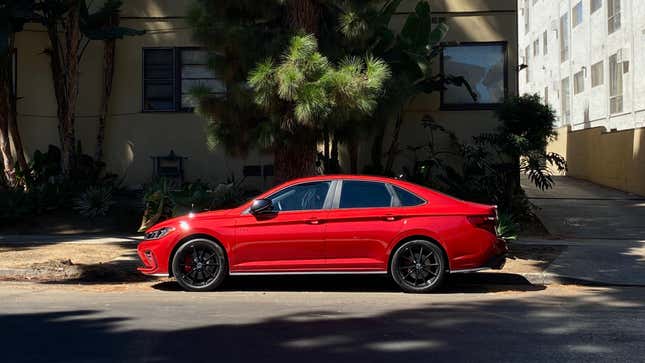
(184, 254, 193, 272)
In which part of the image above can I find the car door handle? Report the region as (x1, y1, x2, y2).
(383, 215, 399, 221)
(305, 218, 322, 225)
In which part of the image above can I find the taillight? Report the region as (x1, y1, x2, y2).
(467, 215, 497, 235)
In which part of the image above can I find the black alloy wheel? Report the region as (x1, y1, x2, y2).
(172, 238, 227, 292)
(390, 240, 446, 293)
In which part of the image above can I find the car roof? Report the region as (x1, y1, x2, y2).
(288, 174, 399, 183)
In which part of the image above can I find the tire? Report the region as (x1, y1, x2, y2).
(390, 239, 446, 293)
(171, 238, 228, 292)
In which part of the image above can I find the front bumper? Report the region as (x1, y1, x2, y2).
(137, 239, 172, 276)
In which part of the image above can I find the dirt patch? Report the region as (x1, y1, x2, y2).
(503, 244, 566, 274)
(0, 242, 152, 284)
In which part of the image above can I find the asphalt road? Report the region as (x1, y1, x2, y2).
(1, 276, 644, 363)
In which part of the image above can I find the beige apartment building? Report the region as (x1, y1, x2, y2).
(518, 0, 645, 195)
(13, 0, 518, 189)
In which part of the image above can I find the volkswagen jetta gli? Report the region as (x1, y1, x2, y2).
(137, 175, 507, 293)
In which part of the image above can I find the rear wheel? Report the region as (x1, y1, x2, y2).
(390, 240, 446, 293)
(171, 238, 227, 292)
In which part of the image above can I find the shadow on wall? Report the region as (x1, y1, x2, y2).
(1, 286, 643, 362)
(549, 126, 645, 197)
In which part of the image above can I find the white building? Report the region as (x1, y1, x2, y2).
(518, 0, 645, 131)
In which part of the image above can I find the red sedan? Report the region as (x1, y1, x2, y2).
(137, 175, 507, 293)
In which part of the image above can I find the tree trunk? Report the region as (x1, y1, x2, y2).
(0, 35, 23, 187)
(384, 110, 403, 174)
(95, 35, 116, 162)
(286, 0, 320, 35)
(348, 138, 358, 174)
(0, 82, 15, 186)
(271, 0, 322, 184)
(46, 1, 81, 175)
(7, 40, 27, 176)
(273, 128, 318, 184)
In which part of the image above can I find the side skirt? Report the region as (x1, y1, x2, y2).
(229, 271, 388, 276)
(449, 267, 490, 274)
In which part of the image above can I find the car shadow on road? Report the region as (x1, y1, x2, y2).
(2, 285, 643, 363)
(151, 272, 545, 294)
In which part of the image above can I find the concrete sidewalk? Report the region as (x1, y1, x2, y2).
(520, 176, 645, 286)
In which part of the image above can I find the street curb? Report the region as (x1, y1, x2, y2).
(517, 271, 645, 287)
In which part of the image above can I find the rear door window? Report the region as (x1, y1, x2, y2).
(339, 181, 393, 209)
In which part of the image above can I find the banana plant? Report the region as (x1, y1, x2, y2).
(347, 1, 477, 174)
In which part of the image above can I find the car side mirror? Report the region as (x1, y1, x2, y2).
(250, 199, 274, 215)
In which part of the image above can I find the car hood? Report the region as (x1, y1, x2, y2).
(147, 208, 236, 231)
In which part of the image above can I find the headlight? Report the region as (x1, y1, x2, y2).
(144, 227, 176, 240)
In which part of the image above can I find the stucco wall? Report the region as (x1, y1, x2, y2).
(548, 125, 645, 196)
(14, 0, 517, 188)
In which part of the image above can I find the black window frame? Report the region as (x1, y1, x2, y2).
(439, 41, 509, 111)
(142, 47, 218, 113)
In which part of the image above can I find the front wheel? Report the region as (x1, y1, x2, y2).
(171, 238, 228, 292)
(390, 240, 446, 293)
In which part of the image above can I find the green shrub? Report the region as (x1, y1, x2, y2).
(73, 185, 116, 218)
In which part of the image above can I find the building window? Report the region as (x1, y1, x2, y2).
(561, 77, 571, 123)
(591, 61, 604, 87)
(573, 70, 585, 94)
(143, 48, 222, 112)
(560, 13, 570, 63)
(591, 0, 602, 14)
(524, 0, 530, 34)
(440, 42, 508, 109)
(572, 2, 583, 27)
(543, 30, 548, 55)
(544, 86, 549, 105)
(525, 46, 531, 83)
(608, 0, 621, 34)
(533, 39, 540, 57)
(609, 53, 623, 114)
